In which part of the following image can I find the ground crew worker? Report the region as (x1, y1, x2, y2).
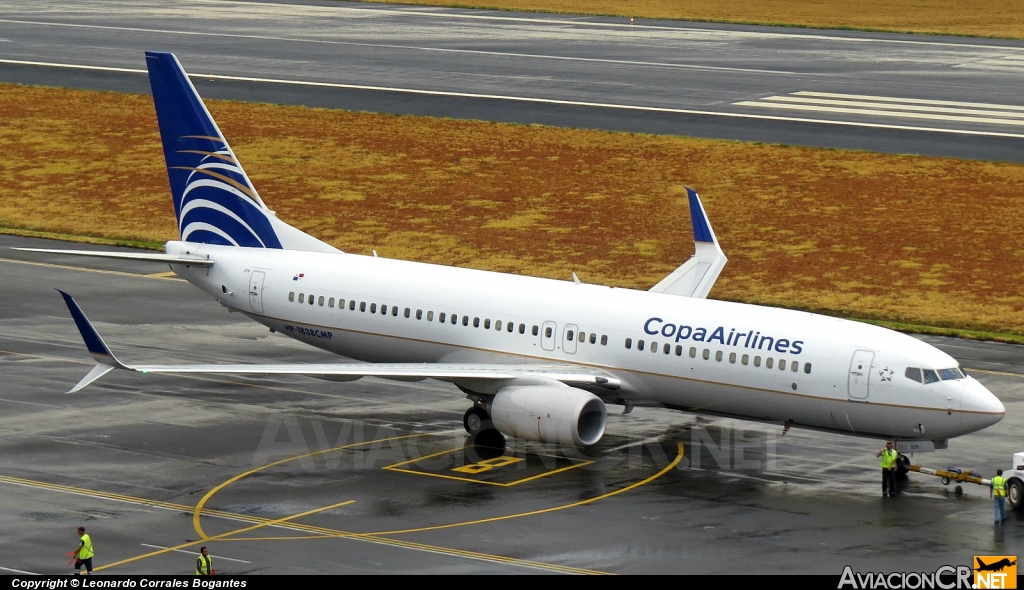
(72, 526, 94, 575)
(196, 546, 214, 575)
(991, 469, 1008, 524)
(876, 441, 899, 497)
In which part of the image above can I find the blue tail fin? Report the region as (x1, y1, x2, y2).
(145, 52, 338, 252)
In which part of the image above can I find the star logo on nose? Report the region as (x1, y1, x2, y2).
(878, 367, 894, 382)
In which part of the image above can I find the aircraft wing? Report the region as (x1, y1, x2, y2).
(56, 290, 620, 393)
(648, 188, 727, 298)
(12, 248, 213, 266)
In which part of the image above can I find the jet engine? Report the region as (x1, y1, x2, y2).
(490, 385, 607, 447)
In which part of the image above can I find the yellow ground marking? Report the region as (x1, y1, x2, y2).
(192, 432, 434, 539)
(452, 455, 525, 474)
(0, 473, 605, 574)
(372, 441, 684, 536)
(383, 444, 594, 486)
(146, 271, 178, 278)
(94, 500, 356, 572)
(965, 367, 1024, 379)
(0, 257, 185, 281)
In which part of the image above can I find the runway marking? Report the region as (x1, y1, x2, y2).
(372, 441, 684, 536)
(793, 91, 1024, 112)
(965, 367, 1024, 378)
(191, 432, 435, 539)
(139, 543, 251, 563)
(736, 99, 1024, 127)
(0, 473, 605, 575)
(6, 2, 1024, 50)
(0, 256, 185, 281)
(0, 19, 791, 75)
(762, 96, 1024, 120)
(0, 566, 38, 575)
(4, 58, 1024, 139)
(94, 499, 358, 572)
(382, 444, 594, 486)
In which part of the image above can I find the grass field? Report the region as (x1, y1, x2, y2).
(3, 83, 1024, 338)
(356, 0, 1024, 39)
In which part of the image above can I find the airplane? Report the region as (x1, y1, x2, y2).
(976, 557, 1016, 572)
(19, 51, 1005, 451)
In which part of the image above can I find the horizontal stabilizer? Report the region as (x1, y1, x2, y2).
(13, 248, 213, 266)
(649, 188, 727, 298)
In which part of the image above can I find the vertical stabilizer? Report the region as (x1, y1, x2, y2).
(145, 51, 339, 253)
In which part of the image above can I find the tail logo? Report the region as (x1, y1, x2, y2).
(170, 135, 283, 249)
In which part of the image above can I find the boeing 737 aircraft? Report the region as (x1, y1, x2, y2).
(21, 52, 1005, 451)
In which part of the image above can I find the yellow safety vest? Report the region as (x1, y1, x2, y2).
(78, 534, 94, 560)
(880, 449, 898, 469)
(993, 475, 1007, 497)
(196, 554, 213, 575)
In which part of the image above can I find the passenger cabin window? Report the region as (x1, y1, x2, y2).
(521, 324, 527, 334)
(791, 361, 798, 372)
(318, 296, 325, 306)
(428, 311, 434, 321)
(675, 345, 683, 356)
(651, 341, 658, 353)
(532, 325, 539, 336)
(404, 308, 411, 318)
(416, 309, 423, 320)
(664, 343, 670, 354)
(578, 331, 584, 342)
(754, 356, 761, 367)
(484, 319, 490, 329)
(309, 295, 315, 306)
(496, 320, 502, 331)
(392, 306, 398, 316)
(804, 363, 812, 374)
(779, 360, 786, 371)
(360, 302, 366, 312)
(742, 354, 749, 365)
(288, 292, 295, 302)
(328, 297, 334, 308)
(463, 316, 470, 326)
(299, 293, 305, 303)
(439, 313, 446, 323)
(689, 347, 697, 358)
(507, 322, 514, 333)
(625, 338, 632, 349)
(567, 330, 574, 341)
(544, 326, 552, 338)
(702, 348, 709, 360)
(729, 352, 736, 364)
(591, 334, 598, 345)
(766, 358, 774, 369)
(638, 340, 645, 351)
(370, 303, 376, 313)
(715, 350, 723, 362)
(349, 300, 355, 310)
(923, 369, 940, 384)
(473, 317, 480, 328)
(452, 314, 459, 325)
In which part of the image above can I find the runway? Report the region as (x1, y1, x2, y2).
(2, 0, 1024, 161)
(0, 234, 1021, 574)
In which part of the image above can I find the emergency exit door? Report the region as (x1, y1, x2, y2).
(848, 350, 874, 400)
(540, 321, 557, 351)
(249, 271, 266, 314)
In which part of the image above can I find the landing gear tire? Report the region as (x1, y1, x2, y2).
(896, 454, 911, 480)
(463, 406, 490, 435)
(463, 406, 504, 448)
(1009, 478, 1024, 512)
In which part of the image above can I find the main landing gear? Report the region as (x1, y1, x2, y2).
(463, 406, 504, 447)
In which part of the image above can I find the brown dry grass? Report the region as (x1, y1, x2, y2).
(3, 84, 1024, 335)
(355, 0, 1024, 39)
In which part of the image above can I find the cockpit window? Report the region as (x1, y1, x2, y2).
(904, 368, 922, 383)
(922, 369, 940, 384)
(938, 367, 966, 381)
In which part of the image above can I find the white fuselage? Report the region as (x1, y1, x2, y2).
(167, 241, 1004, 442)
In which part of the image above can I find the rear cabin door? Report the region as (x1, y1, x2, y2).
(249, 271, 266, 314)
(848, 350, 874, 400)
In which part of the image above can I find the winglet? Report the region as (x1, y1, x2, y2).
(57, 290, 128, 370)
(648, 188, 728, 298)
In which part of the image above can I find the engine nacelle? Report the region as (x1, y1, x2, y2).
(490, 385, 607, 447)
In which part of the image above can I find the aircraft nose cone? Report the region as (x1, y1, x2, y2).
(960, 378, 1004, 431)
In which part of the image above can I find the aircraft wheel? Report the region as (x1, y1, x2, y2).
(463, 406, 491, 435)
(1008, 478, 1024, 512)
(896, 454, 911, 480)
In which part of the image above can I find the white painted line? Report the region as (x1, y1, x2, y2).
(762, 95, 1024, 119)
(0, 566, 38, 574)
(793, 91, 1024, 112)
(0, 19, 792, 75)
(89, 0, 1024, 51)
(735, 100, 1024, 126)
(140, 543, 252, 563)
(5, 58, 1024, 139)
